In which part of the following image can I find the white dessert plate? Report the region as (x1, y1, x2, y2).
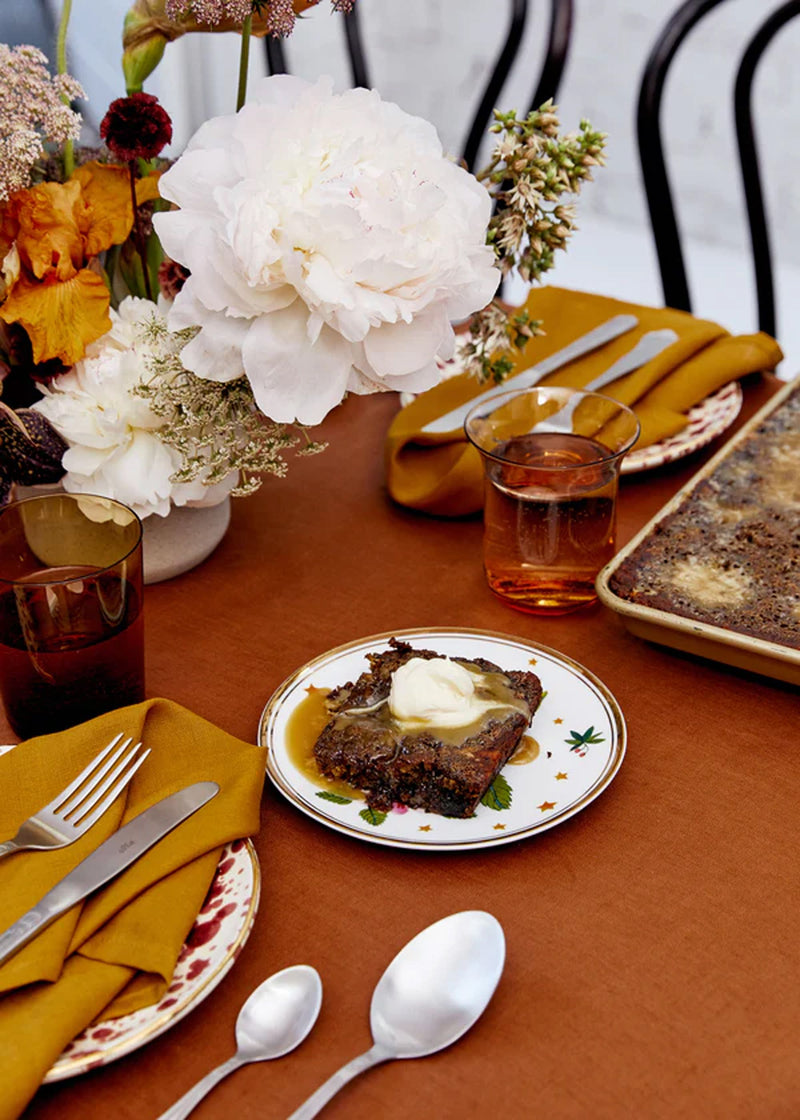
(259, 628, 626, 852)
(44, 838, 260, 1081)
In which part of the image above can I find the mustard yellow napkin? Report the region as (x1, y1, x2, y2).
(386, 286, 783, 516)
(0, 698, 265, 1120)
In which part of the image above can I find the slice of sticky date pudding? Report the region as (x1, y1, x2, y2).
(313, 639, 543, 818)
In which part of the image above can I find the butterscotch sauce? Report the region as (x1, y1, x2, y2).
(285, 686, 364, 800)
(286, 666, 534, 799)
(508, 734, 540, 765)
(335, 661, 531, 747)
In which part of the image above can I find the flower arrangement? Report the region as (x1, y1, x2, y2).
(0, 0, 605, 517)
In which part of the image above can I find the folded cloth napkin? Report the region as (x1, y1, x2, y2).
(0, 698, 265, 1120)
(385, 285, 783, 516)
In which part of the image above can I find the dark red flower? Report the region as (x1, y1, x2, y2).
(158, 258, 191, 300)
(100, 93, 173, 162)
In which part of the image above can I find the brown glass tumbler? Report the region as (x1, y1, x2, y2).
(0, 493, 145, 738)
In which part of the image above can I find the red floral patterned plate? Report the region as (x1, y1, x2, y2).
(406, 365, 744, 476)
(44, 838, 260, 1082)
(621, 381, 742, 473)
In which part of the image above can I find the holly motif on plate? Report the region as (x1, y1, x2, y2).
(565, 726, 606, 757)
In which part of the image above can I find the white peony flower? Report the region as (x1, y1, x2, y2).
(153, 75, 499, 426)
(32, 297, 237, 519)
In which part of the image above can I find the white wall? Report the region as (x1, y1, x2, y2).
(38, 0, 800, 369)
(56, 1, 800, 257)
(287, 0, 800, 265)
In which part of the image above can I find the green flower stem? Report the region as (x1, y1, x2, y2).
(56, 0, 75, 177)
(236, 15, 252, 112)
(127, 161, 153, 302)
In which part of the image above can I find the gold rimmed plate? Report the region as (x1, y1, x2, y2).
(259, 628, 626, 852)
(45, 838, 260, 1081)
(621, 381, 743, 474)
(404, 350, 744, 477)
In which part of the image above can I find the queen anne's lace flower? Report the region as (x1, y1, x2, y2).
(163, 1, 354, 36)
(32, 297, 237, 519)
(165, 0, 251, 24)
(154, 76, 498, 426)
(0, 45, 84, 202)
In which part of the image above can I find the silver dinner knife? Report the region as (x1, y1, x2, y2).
(0, 780, 220, 966)
(419, 313, 638, 435)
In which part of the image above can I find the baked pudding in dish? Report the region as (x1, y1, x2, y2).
(607, 381, 800, 651)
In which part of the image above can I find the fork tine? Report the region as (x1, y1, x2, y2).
(70, 743, 151, 829)
(49, 733, 125, 814)
(55, 735, 133, 818)
(64, 737, 138, 822)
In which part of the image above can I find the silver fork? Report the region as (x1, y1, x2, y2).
(0, 733, 150, 860)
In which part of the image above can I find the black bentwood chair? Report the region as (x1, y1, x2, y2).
(264, 0, 574, 173)
(637, 0, 800, 340)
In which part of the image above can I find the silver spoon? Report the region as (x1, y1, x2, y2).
(287, 910, 505, 1120)
(157, 964, 323, 1120)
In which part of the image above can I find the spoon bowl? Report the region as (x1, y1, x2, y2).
(235, 965, 323, 1061)
(288, 910, 505, 1119)
(370, 910, 506, 1057)
(157, 964, 323, 1120)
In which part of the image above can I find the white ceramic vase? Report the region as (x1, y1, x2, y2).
(12, 484, 231, 585)
(142, 498, 231, 584)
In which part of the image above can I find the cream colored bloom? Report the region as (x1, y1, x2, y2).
(32, 297, 237, 519)
(154, 75, 498, 426)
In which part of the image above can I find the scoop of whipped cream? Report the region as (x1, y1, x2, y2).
(388, 656, 505, 729)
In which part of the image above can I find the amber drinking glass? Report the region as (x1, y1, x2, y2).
(465, 386, 640, 614)
(0, 493, 145, 738)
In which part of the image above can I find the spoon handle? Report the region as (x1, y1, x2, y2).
(156, 1055, 243, 1120)
(287, 1043, 391, 1120)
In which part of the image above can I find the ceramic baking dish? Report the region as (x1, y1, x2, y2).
(596, 376, 800, 686)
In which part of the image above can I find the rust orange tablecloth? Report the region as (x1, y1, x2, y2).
(4, 374, 799, 1120)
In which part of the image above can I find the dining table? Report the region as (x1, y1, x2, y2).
(5, 369, 799, 1120)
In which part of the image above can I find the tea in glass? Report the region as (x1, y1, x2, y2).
(466, 387, 640, 613)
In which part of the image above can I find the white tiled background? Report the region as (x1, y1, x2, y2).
(17, 0, 800, 379)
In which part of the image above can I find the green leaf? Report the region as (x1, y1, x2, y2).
(481, 773, 512, 811)
(566, 726, 606, 750)
(315, 791, 352, 805)
(359, 806, 387, 827)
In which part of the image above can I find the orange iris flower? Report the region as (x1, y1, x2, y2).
(0, 161, 161, 366)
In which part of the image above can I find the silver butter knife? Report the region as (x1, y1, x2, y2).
(536, 328, 680, 432)
(0, 780, 219, 966)
(419, 313, 638, 435)
(580, 328, 678, 395)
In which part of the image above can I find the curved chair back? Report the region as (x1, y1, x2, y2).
(734, 0, 800, 338)
(265, 0, 574, 172)
(637, 0, 800, 337)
